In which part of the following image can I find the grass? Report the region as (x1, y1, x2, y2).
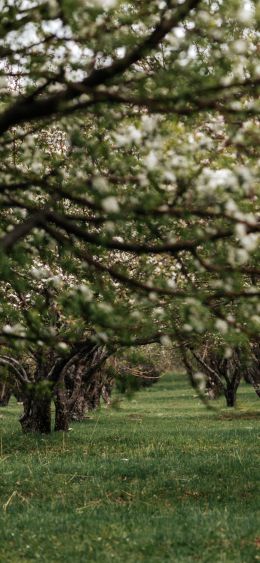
(0, 373, 259, 563)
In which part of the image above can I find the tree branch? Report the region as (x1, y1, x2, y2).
(0, 0, 201, 135)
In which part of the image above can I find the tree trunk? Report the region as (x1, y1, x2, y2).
(20, 395, 52, 433)
(224, 387, 236, 407)
(85, 379, 101, 411)
(68, 385, 101, 421)
(224, 374, 241, 408)
(66, 347, 108, 421)
(69, 390, 88, 421)
(244, 366, 260, 398)
(68, 380, 102, 421)
(0, 383, 12, 406)
(54, 389, 69, 431)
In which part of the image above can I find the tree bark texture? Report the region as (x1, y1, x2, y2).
(20, 394, 52, 433)
(54, 387, 69, 431)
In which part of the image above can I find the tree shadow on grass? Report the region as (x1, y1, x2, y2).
(217, 411, 260, 420)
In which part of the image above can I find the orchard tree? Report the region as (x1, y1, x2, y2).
(187, 341, 260, 407)
(0, 0, 259, 431)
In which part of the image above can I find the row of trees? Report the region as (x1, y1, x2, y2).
(0, 344, 161, 431)
(0, 0, 259, 432)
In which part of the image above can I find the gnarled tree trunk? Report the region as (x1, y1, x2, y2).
(20, 393, 52, 433)
(69, 392, 88, 421)
(67, 345, 109, 422)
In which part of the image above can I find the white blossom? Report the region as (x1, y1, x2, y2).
(183, 323, 192, 332)
(131, 310, 141, 319)
(104, 221, 115, 233)
(144, 151, 158, 170)
(137, 173, 149, 187)
(3, 323, 25, 336)
(31, 267, 50, 280)
(163, 171, 176, 183)
(237, 1, 254, 23)
(98, 303, 113, 313)
(48, 0, 59, 17)
(57, 342, 69, 352)
(48, 275, 63, 288)
(241, 234, 259, 252)
(141, 115, 158, 133)
(160, 335, 172, 346)
(166, 278, 176, 289)
(199, 168, 238, 194)
(235, 223, 247, 239)
(153, 307, 165, 318)
(2, 324, 14, 334)
(236, 248, 249, 264)
(232, 40, 248, 54)
(90, 0, 117, 8)
(224, 347, 233, 359)
(236, 165, 253, 193)
(215, 319, 228, 333)
(93, 176, 109, 193)
(101, 196, 119, 213)
(78, 284, 93, 301)
(225, 199, 238, 214)
(126, 125, 142, 143)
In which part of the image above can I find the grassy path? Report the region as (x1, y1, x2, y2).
(0, 374, 259, 562)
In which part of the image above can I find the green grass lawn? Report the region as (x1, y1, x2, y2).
(0, 374, 259, 562)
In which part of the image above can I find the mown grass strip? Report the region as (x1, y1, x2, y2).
(0, 374, 259, 562)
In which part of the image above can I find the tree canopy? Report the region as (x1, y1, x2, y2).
(0, 0, 259, 386)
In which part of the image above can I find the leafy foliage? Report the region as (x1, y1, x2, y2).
(0, 0, 259, 397)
